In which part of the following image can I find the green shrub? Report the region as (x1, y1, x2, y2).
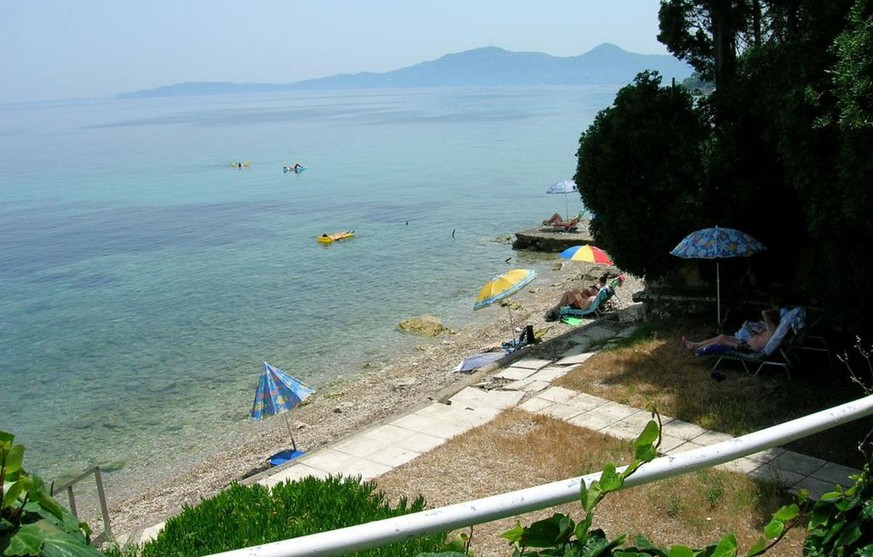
(113, 475, 444, 557)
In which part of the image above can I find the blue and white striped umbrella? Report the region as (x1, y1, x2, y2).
(251, 362, 313, 458)
(251, 362, 313, 420)
(546, 180, 579, 221)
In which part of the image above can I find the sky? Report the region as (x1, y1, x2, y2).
(1, 1, 668, 103)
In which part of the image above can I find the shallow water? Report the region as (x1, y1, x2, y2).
(0, 85, 617, 498)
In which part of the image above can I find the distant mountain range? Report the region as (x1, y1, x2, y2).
(118, 43, 692, 99)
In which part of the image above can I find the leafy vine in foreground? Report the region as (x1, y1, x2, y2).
(1, 429, 102, 557)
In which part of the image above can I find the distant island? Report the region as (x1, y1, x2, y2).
(117, 43, 692, 99)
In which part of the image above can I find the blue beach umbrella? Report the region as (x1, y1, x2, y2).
(671, 226, 766, 328)
(251, 362, 314, 463)
(546, 180, 578, 221)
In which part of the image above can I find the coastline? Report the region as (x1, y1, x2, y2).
(106, 262, 643, 542)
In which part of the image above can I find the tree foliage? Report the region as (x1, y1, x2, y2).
(575, 72, 707, 279)
(578, 0, 873, 325)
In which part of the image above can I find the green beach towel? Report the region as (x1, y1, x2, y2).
(561, 316, 583, 326)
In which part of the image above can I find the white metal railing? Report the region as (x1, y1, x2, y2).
(206, 394, 873, 557)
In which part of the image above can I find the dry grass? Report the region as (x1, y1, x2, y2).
(375, 409, 807, 557)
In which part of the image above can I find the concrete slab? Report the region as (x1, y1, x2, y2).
(566, 392, 610, 413)
(657, 434, 688, 454)
(503, 379, 551, 393)
(618, 410, 658, 429)
(605, 419, 647, 441)
(389, 412, 444, 433)
(569, 327, 617, 344)
(414, 402, 459, 419)
(511, 358, 554, 370)
(662, 419, 708, 441)
(259, 464, 330, 488)
(494, 367, 538, 381)
(790, 477, 840, 500)
(427, 419, 479, 440)
(300, 449, 360, 475)
(558, 344, 591, 358)
(596, 402, 642, 422)
(692, 431, 735, 446)
(772, 451, 829, 477)
(341, 459, 394, 481)
(538, 403, 586, 421)
(555, 352, 596, 366)
(334, 434, 393, 458)
(567, 411, 619, 431)
(811, 462, 861, 486)
(528, 366, 571, 382)
(364, 424, 417, 445)
(395, 432, 446, 453)
(518, 397, 554, 413)
(537, 386, 579, 404)
(367, 445, 422, 468)
(449, 387, 525, 410)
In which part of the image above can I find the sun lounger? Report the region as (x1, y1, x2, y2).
(707, 307, 807, 378)
(558, 277, 623, 320)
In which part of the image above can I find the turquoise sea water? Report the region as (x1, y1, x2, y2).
(0, 86, 616, 498)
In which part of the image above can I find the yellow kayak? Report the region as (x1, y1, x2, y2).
(317, 230, 355, 244)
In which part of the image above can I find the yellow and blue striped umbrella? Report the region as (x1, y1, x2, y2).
(473, 269, 536, 350)
(473, 268, 537, 310)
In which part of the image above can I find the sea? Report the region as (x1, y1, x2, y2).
(0, 85, 618, 502)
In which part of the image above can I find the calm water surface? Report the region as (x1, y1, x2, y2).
(0, 86, 617, 498)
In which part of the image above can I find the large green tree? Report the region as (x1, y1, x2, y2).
(575, 71, 708, 279)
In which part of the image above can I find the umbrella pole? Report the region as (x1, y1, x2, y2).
(507, 306, 515, 346)
(564, 194, 570, 222)
(283, 413, 298, 452)
(716, 261, 721, 332)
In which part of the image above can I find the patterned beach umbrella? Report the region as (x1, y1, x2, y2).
(251, 362, 313, 459)
(558, 245, 614, 265)
(474, 268, 537, 350)
(671, 226, 766, 328)
(546, 179, 578, 221)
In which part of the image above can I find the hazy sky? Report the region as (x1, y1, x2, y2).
(2, 1, 667, 103)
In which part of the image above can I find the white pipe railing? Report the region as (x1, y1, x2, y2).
(209, 394, 873, 557)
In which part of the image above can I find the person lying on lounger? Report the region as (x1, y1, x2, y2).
(542, 209, 586, 228)
(544, 286, 598, 321)
(681, 308, 781, 354)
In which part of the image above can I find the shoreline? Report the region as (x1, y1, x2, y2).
(105, 263, 643, 542)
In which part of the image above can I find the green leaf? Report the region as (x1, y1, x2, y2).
(746, 536, 767, 557)
(710, 534, 738, 557)
(599, 464, 623, 492)
(6, 444, 24, 475)
(762, 519, 784, 540)
(0, 431, 14, 447)
(668, 545, 694, 557)
(772, 504, 799, 522)
(634, 420, 659, 449)
(501, 523, 524, 543)
(583, 483, 603, 513)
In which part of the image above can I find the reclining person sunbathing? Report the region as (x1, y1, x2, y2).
(542, 209, 585, 229)
(682, 308, 781, 354)
(544, 286, 597, 321)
